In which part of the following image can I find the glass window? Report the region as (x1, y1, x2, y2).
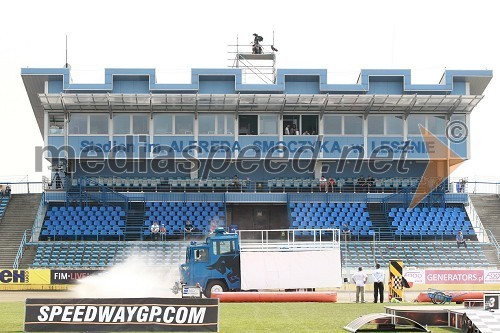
(89, 114, 108, 135)
(283, 115, 300, 135)
(260, 115, 278, 135)
(68, 114, 87, 135)
(386, 115, 403, 135)
(175, 114, 194, 134)
(451, 114, 466, 123)
(194, 248, 208, 262)
(226, 116, 234, 135)
(323, 115, 342, 135)
(407, 115, 426, 135)
(427, 115, 446, 135)
(49, 114, 65, 135)
(368, 116, 384, 135)
(239, 115, 258, 135)
(301, 115, 318, 135)
(154, 114, 173, 134)
(216, 115, 225, 135)
(344, 116, 363, 135)
(113, 114, 130, 134)
(199, 114, 216, 134)
(133, 114, 149, 134)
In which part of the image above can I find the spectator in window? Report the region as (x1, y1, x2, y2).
(456, 231, 467, 248)
(327, 177, 336, 193)
(319, 176, 327, 192)
(150, 221, 160, 241)
(285, 124, 291, 135)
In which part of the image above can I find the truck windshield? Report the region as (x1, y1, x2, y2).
(212, 240, 236, 255)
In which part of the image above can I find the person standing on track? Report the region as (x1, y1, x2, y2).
(351, 266, 368, 303)
(372, 263, 385, 303)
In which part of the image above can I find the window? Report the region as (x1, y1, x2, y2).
(386, 115, 403, 135)
(199, 114, 216, 134)
(301, 115, 318, 135)
(133, 114, 149, 134)
(344, 116, 363, 135)
(194, 248, 208, 262)
(68, 114, 87, 135)
(284, 115, 318, 135)
(154, 114, 173, 134)
(216, 115, 225, 135)
(175, 114, 194, 134)
(89, 114, 108, 135)
(259, 115, 278, 135)
(368, 116, 384, 135)
(427, 115, 446, 135)
(407, 115, 425, 135)
(323, 115, 342, 135)
(212, 240, 235, 255)
(283, 115, 300, 135)
(239, 115, 257, 135)
(113, 114, 130, 134)
(49, 114, 64, 135)
(226, 116, 234, 135)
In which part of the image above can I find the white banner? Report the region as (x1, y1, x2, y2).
(403, 269, 425, 284)
(484, 270, 500, 284)
(240, 250, 341, 290)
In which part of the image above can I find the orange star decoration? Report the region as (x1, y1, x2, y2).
(409, 125, 465, 209)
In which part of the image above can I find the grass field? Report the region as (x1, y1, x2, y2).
(0, 301, 459, 332)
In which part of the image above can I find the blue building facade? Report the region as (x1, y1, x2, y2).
(22, 66, 492, 185)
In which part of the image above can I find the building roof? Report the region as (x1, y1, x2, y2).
(21, 67, 493, 135)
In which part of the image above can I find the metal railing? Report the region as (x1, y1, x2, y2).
(238, 229, 340, 252)
(13, 229, 30, 269)
(0, 181, 44, 194)
(485, 229, 500, 261)
(80, 176, 129, 212)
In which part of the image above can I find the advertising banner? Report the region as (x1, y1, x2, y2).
(0, 269, 51, 285)
(50, 270, 102, 284)
(403, 269, 425, 284)
(425, 270, 484, 284)
(25, 297, 219, 332)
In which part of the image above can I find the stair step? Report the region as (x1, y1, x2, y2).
(0, 194, 42, 268)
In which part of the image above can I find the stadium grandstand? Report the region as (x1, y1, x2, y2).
(1, 43, 498, 283)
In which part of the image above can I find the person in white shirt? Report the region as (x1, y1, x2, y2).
(372, 263, 385, 303)
(351, 266, 368, 303)
(150, 221, 160, 241)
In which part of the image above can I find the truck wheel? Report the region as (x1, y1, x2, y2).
(205, 280, 227, 298)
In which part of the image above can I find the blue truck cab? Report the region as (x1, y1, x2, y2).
(179, 228, 241, 298)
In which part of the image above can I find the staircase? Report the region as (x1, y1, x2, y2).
(0, 194, 41, 268)
(368, 203, 394, 241)
(125, 202, 145, 241)
(470, 194, 500, 240)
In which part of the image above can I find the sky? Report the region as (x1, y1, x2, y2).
(0, 0, 498, 184)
